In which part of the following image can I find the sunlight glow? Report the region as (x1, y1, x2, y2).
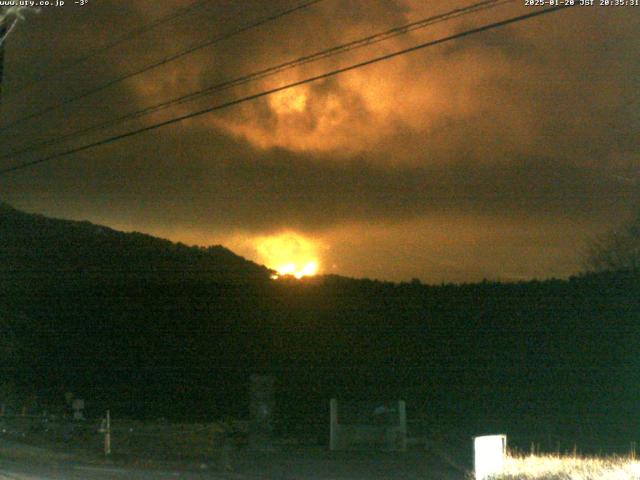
(272, 260, 318, 279)
(255, 232, 320, 280)
(269, 88, 308, 114)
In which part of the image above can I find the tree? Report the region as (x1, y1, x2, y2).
(584, 212, 640, 272)
(0, 309, 31, 413)
(0, 316, 19, 364)
(0, 311, 20, 413)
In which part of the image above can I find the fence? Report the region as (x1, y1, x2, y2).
(0, 412, 104, 454)
(0, 411, 248, 461)
(329, 399, 407, 451)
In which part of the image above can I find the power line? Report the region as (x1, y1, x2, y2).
(103, 0, 514, 131)
(0, 0, 325, 133)
(0, 0, 511, 161)
(0, 5, 572, 176)
(0, 17, 18, 48)
(4, 0, 212, 99)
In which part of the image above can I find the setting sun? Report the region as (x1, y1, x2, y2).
(255, 232, 320, 280)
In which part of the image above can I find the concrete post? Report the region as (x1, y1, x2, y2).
(104, 410, 111, 456)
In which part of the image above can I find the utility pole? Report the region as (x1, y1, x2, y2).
(0, 19, 6, 106)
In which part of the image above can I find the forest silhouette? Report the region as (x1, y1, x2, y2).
(1, 202, 638, 448)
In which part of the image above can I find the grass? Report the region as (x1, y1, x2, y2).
(489, 452, 640, 480)
(0, 437, 74, 463)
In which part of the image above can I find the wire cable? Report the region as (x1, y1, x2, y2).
(0, 5, 573, 176)
(0, 0, 511, 161)
(0, 0, 325, 132)
(4, 0, 212, 99)
(0, 17, 18, 47)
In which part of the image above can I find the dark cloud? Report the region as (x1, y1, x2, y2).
(3, 123, 634, 231)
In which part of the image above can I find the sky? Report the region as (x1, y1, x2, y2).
(0, 0, 638, 283)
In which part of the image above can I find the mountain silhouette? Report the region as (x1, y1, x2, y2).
(0, 201, 271, 285)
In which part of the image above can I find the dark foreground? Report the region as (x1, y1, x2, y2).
(0, 440, 467, 480)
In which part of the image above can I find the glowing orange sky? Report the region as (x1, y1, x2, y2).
(0, 0, 638, 282)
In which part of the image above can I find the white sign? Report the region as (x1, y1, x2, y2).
(474, 434, 506, 480)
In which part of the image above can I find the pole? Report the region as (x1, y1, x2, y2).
(0, 19, 6, 105)
(104, 410, 111, 456)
